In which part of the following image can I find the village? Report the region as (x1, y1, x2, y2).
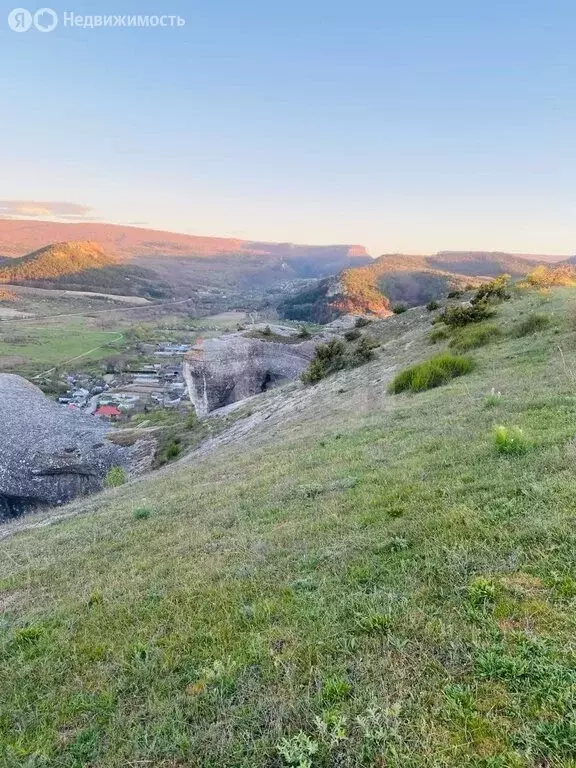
(57, 341, 193, 421)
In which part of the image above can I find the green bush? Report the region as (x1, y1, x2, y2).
(344, 328, 361, 342)
(104, 466, 127, 488)
(447, 290, 463, 299)
(392, 303, 407, 314)
(302, 336, 375, 384)
(389, 353, 474, 394)
(302, 339, 346, 384)
(355, 317, 372, 328)
(440, 301, 494, 328)
(511, 313, 551, 337)
(472, 275, 511, 304)
(426, 300, 440, 311)
(297, 325, 311, 339)
(493, 425, 528, 455)
(449, 323, 501, 352)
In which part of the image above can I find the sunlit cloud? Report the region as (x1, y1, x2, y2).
(0, 200, 91, 219)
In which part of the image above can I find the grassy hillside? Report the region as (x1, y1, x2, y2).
(0, 242, 117, 284)
(2, 287, 576, 766)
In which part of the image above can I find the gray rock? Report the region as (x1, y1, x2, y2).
(0, 374, 149, 518)
(183, 334, 315, 416)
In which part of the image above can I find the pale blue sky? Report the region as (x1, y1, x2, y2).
(1, 0, 575, 254)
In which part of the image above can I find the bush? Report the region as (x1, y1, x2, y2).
(511, 313, 551, 337)
(351, 336, 376, 365)
(472, 275, 511, 304)
(440, 301, 494, 328)
(447, 290, 463, 299)
(297, 325, 311, 339)
(344, 328, 361, 342)
(493, 425, 528, 455)
(389, 353, 474, 394)
(302, 339, 346, 384)
(104, 466, 127, 488)
(355, 317, 372, 328)
(426, 300, 440, 312)
(302, 336, 376, 384)
(392, 303, 407, 315)
(449, 323, 501, 352)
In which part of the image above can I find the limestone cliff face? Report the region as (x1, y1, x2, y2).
(0, 374, 153, 518)
(183, 333, 315, 416)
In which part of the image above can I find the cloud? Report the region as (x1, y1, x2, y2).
(0, 200, 91, 219)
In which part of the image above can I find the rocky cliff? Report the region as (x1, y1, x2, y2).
(183, 331, 316, 416)
(0, 374, 153, 518)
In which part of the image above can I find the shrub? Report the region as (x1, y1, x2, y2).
(104, 466, 127, 488)
(493, 425, 528, 455)
(297, 325, 311, 339)
(440, 301, 494, 328)
(426, 300, 440, 311)
(511, 313, 551, 337)
(429, 327, 449, 344)
(472, 275, 511, 304)
(392, 303, 407, 314)
(447, 290, 463, 299)
(302, 339, 346, 384)
(355, 316, 372, 328)
(351, 336, 376, 365)
(302, 336, 374, 384)
(449, 323, 501, 352)
(344, 328, 361, 342)
(389, 353, 474, 394)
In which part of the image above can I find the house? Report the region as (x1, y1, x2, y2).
(95, 404, 122, 421)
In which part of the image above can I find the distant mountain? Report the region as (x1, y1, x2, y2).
(429, 251, 565, 276)
(280, 250, 563, 323)
(0, 221, 372, 296)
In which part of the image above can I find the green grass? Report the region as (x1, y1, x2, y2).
(511, 312, 552, 338)
(389, 352, 474, 393)
(449, 322, 502, 352)
(0, 317, 125, 375)
(2, 287, 576, 766)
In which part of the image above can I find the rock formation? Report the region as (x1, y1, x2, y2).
(0, 374, 152, 518)
(183, 331, 315, 417)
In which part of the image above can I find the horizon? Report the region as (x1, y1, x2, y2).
(2, 1, 575, 254)
(0, 214, 574, 259)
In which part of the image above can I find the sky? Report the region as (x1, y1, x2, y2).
(1, 0, 575, 255)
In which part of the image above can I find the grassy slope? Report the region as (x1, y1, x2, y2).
(2, 289, 576, 766)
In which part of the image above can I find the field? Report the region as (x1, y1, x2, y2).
(0, 318, 125, 376)
(2, 287, 576, 766)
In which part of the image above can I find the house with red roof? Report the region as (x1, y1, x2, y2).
(95, 404, 122, 421)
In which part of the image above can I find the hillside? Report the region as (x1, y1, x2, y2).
(2, 285, 576, 765)
(0, 241, 117, 284)
(280, 251, 566, 323)
(0, 220, 372, 291)
(281, 253, 481, 322)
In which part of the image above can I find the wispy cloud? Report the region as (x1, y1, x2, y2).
(0, 200, 92, 219)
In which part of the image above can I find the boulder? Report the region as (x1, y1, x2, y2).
(183, 334, 315, 416)
(0, 374, 149, 518)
